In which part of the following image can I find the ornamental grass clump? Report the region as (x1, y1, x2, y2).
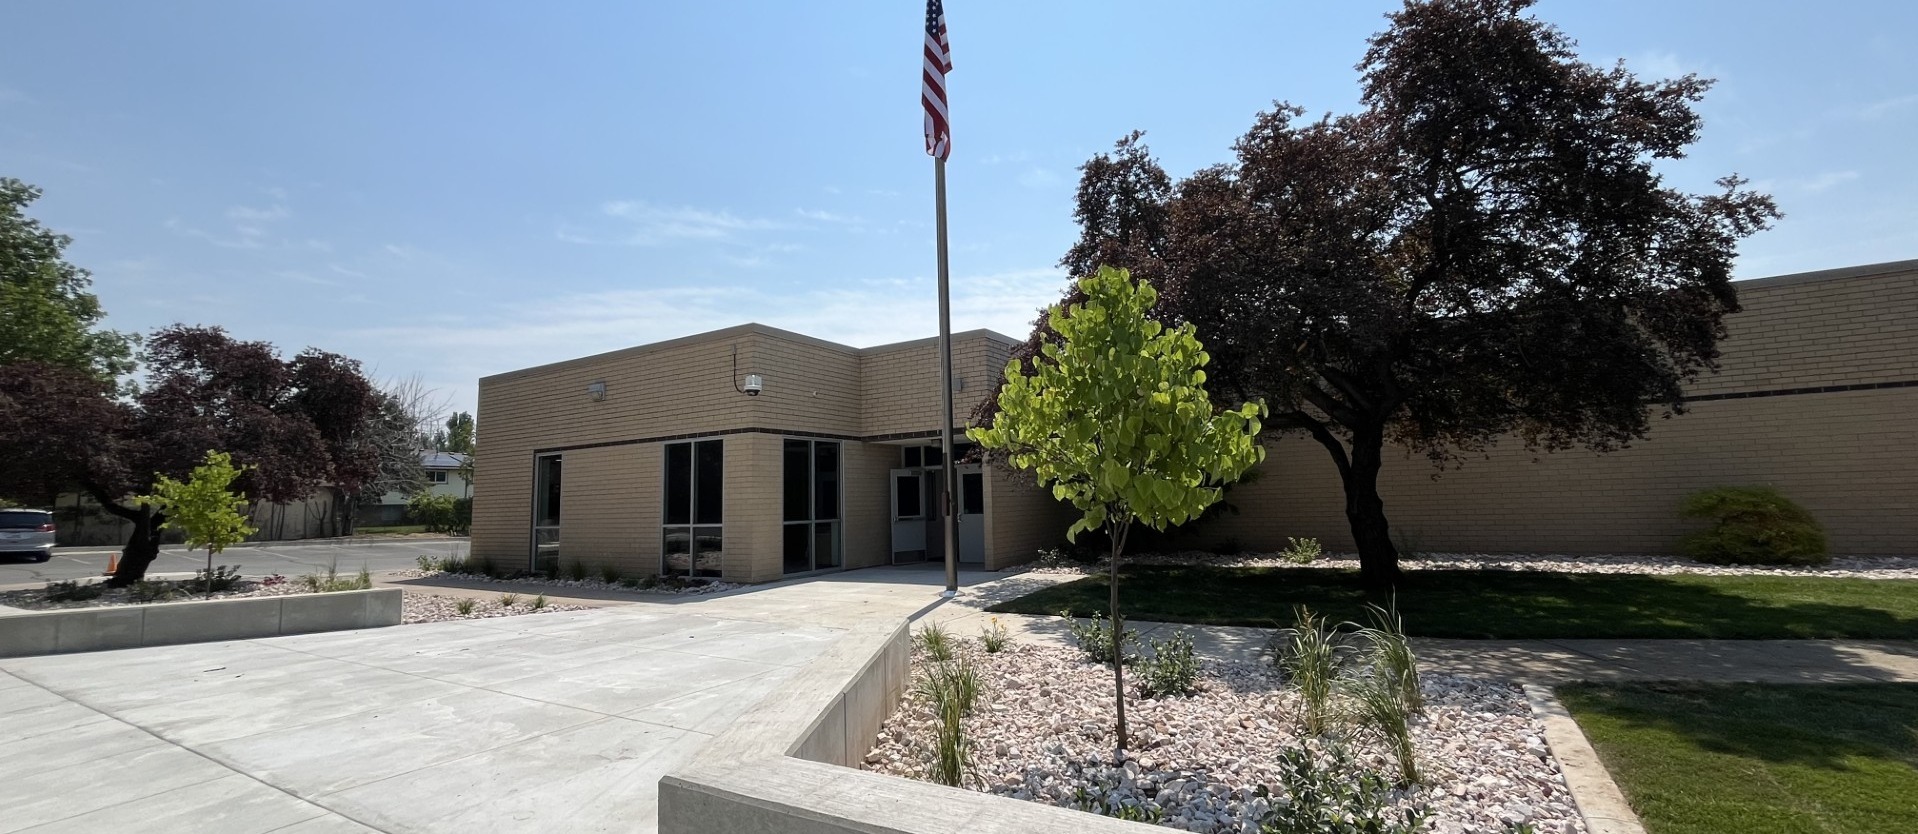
(1357, 598, 1421, 713)
(916, 622, 955, 662)
(1273, 607, 1354, 735)
(914, 656, 982, 787)
(1349, 674, 1420, 785)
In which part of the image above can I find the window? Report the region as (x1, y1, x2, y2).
(961, 470, 984, 516)
(531, 454, 562, 574)
(783, 439, 842, 573)
(662, 439, 723, 578)
(427, 470, 448, 484)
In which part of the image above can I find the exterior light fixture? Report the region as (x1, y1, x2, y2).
(587, 381, 607, 401)
(731, 345, 764, 396)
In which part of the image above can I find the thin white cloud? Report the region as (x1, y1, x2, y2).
(1852, 93, 1918, 120)
(795, 208, 862, 224)
(558, 201, 788, 246)
(1798, 171, 1860, 192)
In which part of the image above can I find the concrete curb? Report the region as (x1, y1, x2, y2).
(0, 588, 402, 658)
(1523, 684, 1647, 834)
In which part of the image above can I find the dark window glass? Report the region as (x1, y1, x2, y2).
(692, 526, 724, 576)
(924, 445, 944, 467)
(664, 444, 691, 525)
(895, 472, 922, 518)
(662, 526, 691, 575)
(903, 447, 922, 468)
(783, 440, 810, 522)
(535, 455, 563, 526)
(814, 521, 839, 568)
(783, 523, 811, 573)
(962, 471, 983, 516)
(814, 442, 839, 521)
(0, 511, 50, 529)
(694, 440, 723, 525)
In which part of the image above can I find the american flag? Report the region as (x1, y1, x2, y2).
(922, 0, 953, 161)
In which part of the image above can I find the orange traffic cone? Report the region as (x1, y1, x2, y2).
(104, 551, 120, 576)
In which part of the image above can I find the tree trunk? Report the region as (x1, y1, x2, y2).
(108, 508, 164, 587)
(1107, 519, 1131, 758)
(1341, 425, 1402, 590)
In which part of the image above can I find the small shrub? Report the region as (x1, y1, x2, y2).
(128, 580, 177, 603)
(1281, 536, 1322, 564)
(498, 593, 519, 608)
(406, 491, 460, 533)
(599, 564, 623, 585)
(1073, 783, 1166, 822)
(531, 593, 549, 610)
(454, 597, 477, 615)
(1680, 485, 1829, 566)
(916, 623, 955, 661)
(1060, 608, 1136, 666)
(565, 560, 590, 582)
(980, 617, 1010, 654)
(1137, 631, 1199, 698)
(300, 560, 371, 593)
(195, 565, 244, 593)
(1257, 745, 1431, 834)
(44, 580, 104, 602)
(1273, 607, 1353, 735)
(416, 554, 440, 572)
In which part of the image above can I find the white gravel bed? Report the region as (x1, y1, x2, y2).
(1, 577, 333, 610)
(866, 642, 1584, 834)
(398, 569, 743, 596)
(401, 592, 591, 624)
(1022, 549, 1918, 579)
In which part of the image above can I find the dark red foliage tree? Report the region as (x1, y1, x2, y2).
(0, 326, 381, 584)
(1033, 0, 1779, 588)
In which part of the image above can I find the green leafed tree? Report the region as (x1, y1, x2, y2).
(142, 450, 258, 597)
(969, 266, 1265, 754)
(0, 178, 136, 381)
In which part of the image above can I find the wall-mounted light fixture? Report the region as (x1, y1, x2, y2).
(587, 381, 607, 401)
(731, 346, 764, 397)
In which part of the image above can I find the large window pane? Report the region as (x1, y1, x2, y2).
(962, 471, 984, 516)
(783, 440, 810, 522)
(694, 440, 723, 525)
(692, 526, 723, 577)
(814, 442, 839, 521)
(535, 455, 562, 526)
(813, 521, 839, 568)
(664, 443, 691, 525)
(782, 523, 811, 573)
(662, 526, 691, 575)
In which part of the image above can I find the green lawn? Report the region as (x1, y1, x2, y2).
(987, 565, 1918, 639)
(1558, 683, 1918, 834)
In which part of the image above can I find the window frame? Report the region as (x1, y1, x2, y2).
(782, 438, 843, 574)
(661, 438, 724, 579)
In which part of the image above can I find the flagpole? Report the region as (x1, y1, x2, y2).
(935, 156, 960, 598)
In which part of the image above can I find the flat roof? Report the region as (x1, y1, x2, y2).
(1739, 257, 1918, 289)
(481, 322, 1020, 383)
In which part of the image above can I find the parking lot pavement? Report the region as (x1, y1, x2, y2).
(0, 538, 471, 588)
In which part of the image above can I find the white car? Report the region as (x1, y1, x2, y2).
(0, 509, 55, 562)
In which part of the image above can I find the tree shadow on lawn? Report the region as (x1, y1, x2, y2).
(1557, 681, 1918, 773)
(986, 566, 1918, 640)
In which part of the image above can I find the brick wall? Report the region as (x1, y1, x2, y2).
(984, 465, 1075, 569)
(1180, 262, 1918, 557)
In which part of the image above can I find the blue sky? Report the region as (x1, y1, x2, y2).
(5, 1, 1914, 414)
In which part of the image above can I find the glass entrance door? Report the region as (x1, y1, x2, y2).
(531, 453, 562, 574)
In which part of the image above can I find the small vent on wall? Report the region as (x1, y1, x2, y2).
(587, 381, 607, 402)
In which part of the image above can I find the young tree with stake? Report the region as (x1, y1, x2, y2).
(970, 266, 1264, 754)
(142, 450, 258, 598)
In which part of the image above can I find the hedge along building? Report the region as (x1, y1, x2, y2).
(472, 258, 1918, 580)
(469, 326, 1076, 582)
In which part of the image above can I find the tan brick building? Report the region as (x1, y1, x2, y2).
(471, 327, 1075, 582)
(472, 259, 1917, 580)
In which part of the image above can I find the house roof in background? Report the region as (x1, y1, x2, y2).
(421, 451, 470, 469)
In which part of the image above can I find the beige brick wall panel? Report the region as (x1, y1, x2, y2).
(985, 465, 1074, 570)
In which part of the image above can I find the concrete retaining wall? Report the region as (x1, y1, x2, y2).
(658, 618, 1159, 834)
(0, 589, 402, 658)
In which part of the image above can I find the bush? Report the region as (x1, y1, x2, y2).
(1281, 536, 1322, 564)
(1680, 486, 1829, 566)
(1061, 608, 1136, 666)
(44, 580, 104, 602)
(916, 623, 955, 661)
(195, 564, 244, 593)
(405, 492, 470, 535)
(1257, 745, 1431, 834)
(1137, 631, 1199, 697)
(128, 580, 177, 603)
